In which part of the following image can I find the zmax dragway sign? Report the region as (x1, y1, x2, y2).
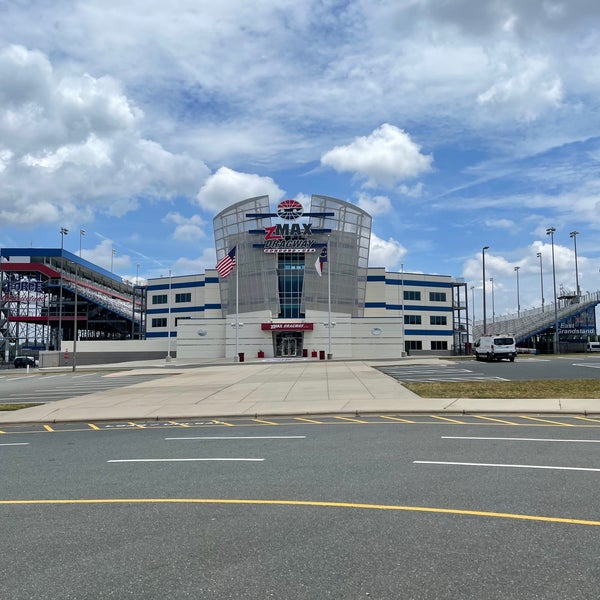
(246, 200, 335, 254)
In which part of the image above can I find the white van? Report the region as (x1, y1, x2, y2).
(586, 342, 600, 352)
(474, 335, 517, 362)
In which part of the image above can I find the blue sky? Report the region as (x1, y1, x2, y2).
(1, 0, 600, 318)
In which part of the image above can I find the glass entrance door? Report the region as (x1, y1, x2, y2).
(275, 332, 303, 357)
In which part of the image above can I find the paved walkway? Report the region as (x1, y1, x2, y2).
(1, 358, 599, 424)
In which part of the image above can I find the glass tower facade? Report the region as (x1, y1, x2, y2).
(213, 195, 372, 318)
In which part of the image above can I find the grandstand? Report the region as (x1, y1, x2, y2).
(0, 248, 145, 361)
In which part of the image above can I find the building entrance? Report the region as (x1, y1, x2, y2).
(274, 332, 303, 357)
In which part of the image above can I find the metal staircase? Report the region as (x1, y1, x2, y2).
(473, 291, 600, 343)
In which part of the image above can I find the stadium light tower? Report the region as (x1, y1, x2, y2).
(58, 227, 68, 350)
(570, 231, 580, 300)
(514, 266, 521, 318)
(482, 246, 489, 334)
(546, 227, 559, 354)
(537, 252, 544, 313)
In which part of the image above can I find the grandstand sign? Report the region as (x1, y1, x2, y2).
(2, 275, 45, 303)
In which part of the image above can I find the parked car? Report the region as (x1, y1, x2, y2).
(13, 356, 37, 368)
(474, 335, 517, 362)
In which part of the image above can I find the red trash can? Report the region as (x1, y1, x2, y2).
(319, 351, 325, 360)
(302, 349, 308, 357)
(238, 352, 245, 362)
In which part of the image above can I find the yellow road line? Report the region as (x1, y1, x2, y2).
(379, 415, 415, 423)
(1, 497, 598, 527)
(573, 416, 600, 424)
(252, 418, 278, 425)
(430, 415, 465, 424)
(220, 421, 235, 426)
(294, 417, 324, 424)
(42, 424, 54, 432)
(519, 416, 574, 426)
(87, 423, 100, 431)
(128, 421, 145, 428)
(474, 415, 520, 425)
(0, 428, 5, 434)
(334, 416, 368, 423)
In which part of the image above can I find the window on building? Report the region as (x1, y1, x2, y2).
(431, 341, 448, 350)
(404, 290, 421, 301)
(404, 314, 422, 325)
(407, 340, 422, 350)
(151, 317, 167, 327)
(277, 253, 305, 318)
(175, 293, 191, 303)
(429, 292, 446, 302)
(430, 315, 447, 326)
(152, 294, 168, 305)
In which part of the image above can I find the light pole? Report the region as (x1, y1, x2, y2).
(166, 269, 172, 362)
(79, 229, 85, 257)
(570, 231, 580, 300)
(58, 227, 68, 350)
(482, 246, 489, 334)
(514, 266, 521, 318)
(537, 252, 544, 312)
(546, 227, 559, 354)
(111, 248, 116, 272)
(489, 277, 495, 324)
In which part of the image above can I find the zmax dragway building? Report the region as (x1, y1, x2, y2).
(145, 195, 467, 360)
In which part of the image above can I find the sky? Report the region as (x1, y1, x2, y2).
(2, 0, 600, 320)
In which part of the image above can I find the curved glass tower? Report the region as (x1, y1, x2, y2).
(213, 195, 372, 318)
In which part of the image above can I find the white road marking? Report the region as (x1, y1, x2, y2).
(165, 436, 306, 440)
(442, 436, 600, 443)
(414, 460, 600, 472)
(108, 458, 265, 463)
(0, 442, 30, 446)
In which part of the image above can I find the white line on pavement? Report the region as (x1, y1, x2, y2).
(164, 436, 306, 440)
(414, 460, 600, 472)
(107, 458, 265, 463)
(442, 436, 600, 443)
(0, 443, 30, 446)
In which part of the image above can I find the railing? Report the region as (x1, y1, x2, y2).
(473, 291, 600, 342)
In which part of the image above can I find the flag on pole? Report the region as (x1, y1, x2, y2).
(315, 245, 327, 276)
(215, 246, 237, 278)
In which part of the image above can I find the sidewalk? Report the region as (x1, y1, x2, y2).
(0, 358, 598, 424)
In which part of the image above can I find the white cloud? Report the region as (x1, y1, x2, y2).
(484, 218, 516, 229)
(195, 167, 285, 212)
(477, 56, 563, 122)
(0, 45, 208, 227)
(163, 212, 207, 241)
(356, 192, 392, 216)
(369, 233, 406, 268)
(172, 247, 220, 276)
(321, 124, 433, 189)
(81, 238, 130, 273)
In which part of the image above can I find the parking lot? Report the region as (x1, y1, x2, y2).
(377, 355, 600, 382)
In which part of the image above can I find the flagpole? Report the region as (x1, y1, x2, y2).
(235, 250, 239, 361)
(327, 237, 332, 358)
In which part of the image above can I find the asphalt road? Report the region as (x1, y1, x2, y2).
(2, 421, 600, 599)
(378, 354, 600, 382)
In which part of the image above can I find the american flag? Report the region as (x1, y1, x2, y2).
(215, 246, 237, 278)
(315, 245, 327, 276)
